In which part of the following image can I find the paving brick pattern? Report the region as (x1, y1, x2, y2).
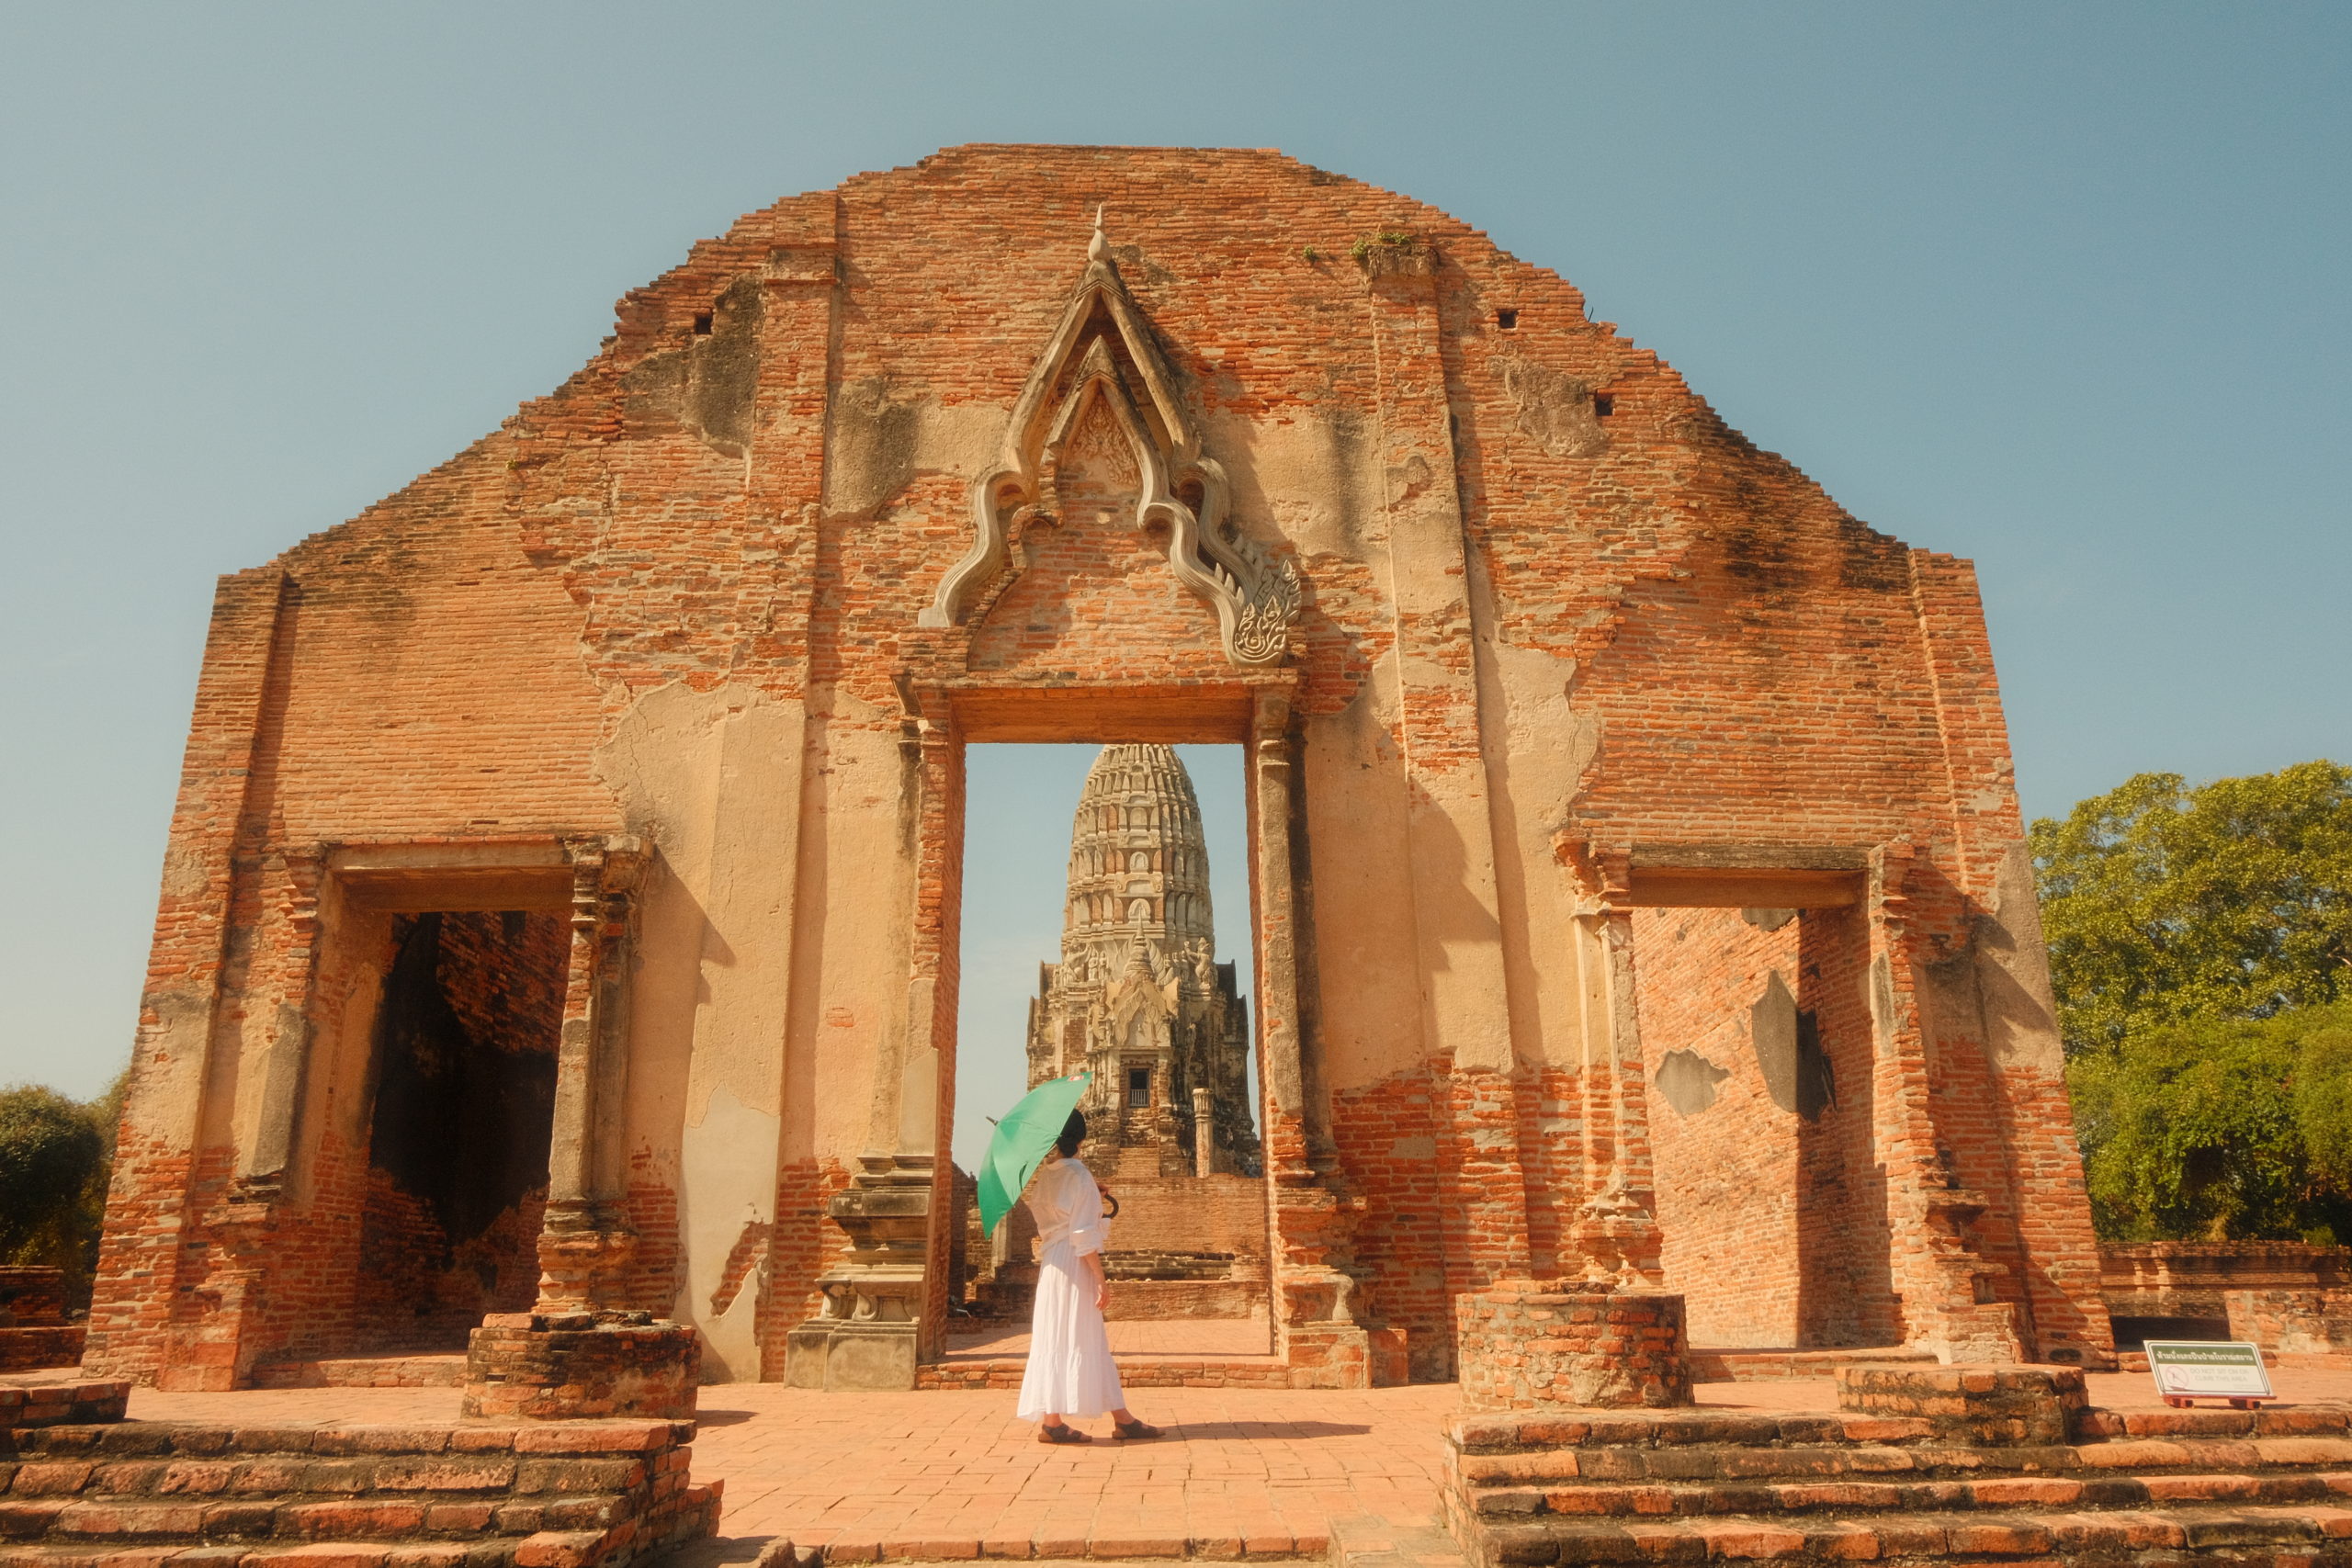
(118, 1366, 2352, 1562)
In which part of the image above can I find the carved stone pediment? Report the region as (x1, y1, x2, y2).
(917, 214, 1302, 667)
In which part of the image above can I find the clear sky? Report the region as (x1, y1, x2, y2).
(3, 2, 2346, 1104)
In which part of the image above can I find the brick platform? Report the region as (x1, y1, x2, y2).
(1457, 1283, 1691, 1411)
(0, 1414, 717, 1567)
(254, 1351, 469, 1388)
(111, 1367, 2352, 1564)
(1445, 1400, 2352, 1566)
(0, 1377, 130, 1429)
(463, 1313, 699, 1421)
(1835, 1364, 2088, 1447)
(1687, 1347, 1937, 1383)
(0, 1268, 85, 1374)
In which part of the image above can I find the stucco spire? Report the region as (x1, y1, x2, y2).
(1089, 203, 1109, 264)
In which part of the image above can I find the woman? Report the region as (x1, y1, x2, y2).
(1015, 1108, 1162, 1443)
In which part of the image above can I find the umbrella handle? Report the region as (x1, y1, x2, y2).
(1102, 1191, 1121, 1220)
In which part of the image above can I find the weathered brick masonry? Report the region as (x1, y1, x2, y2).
(84, 144, 2110, 1391)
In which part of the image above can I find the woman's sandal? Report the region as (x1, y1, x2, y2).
(1036, 1423, 1091, 1444)
(1113, 1418, 1163, 1440)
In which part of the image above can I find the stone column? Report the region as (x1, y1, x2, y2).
(1249, 690, 1371, 1386)
(1193, 1087, 1216, 1178)
(534, 837, 649, 1312)
(1564, 852, 1663, 1285)
(1865, 841, 2024, 1362)
(467, 835, 697, 1421)
(1452, 852, 1685, 1411)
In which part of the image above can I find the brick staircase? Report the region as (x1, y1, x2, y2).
(0, 1405, 718, 1567)
(1445, 1400, 2352, 1566)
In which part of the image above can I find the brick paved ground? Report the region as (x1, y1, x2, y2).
(944, 1318, 1273, 1360)
(121, 1362, 2352, 1561)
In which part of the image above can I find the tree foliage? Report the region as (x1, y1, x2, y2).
(2068, 1003, 2352, 1242)
(0, 1075, 125, 1304)
(2033, 760, 2352, 1241)
(2030, 761, 2352, 1055)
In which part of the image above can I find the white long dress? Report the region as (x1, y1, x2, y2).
(1015, 1156, 1126, 1420)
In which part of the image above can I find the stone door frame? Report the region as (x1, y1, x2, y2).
(876, 676, 1373, 1387)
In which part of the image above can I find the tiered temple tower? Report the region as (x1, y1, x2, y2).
(1026, 745, 1258, 1177)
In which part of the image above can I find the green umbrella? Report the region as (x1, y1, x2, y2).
(978, 1071, 1091, 1238)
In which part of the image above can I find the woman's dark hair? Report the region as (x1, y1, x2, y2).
(1057, 1108, 1087, 1158)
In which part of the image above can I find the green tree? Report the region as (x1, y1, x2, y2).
(2030, 761, 2352, 1055)
(2068, 1003, 2352, 1242)
(0, 1073, 126, 1305)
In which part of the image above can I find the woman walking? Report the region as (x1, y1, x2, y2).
(1016, 1109, 1162, 1443)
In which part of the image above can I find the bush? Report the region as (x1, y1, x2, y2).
(0, 1074, 125, 1307)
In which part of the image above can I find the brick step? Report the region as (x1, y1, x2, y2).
(1468, 1468, 2352, 1520)
(2, 1420, 718, 1568)
(1458, 1436, 2352, 1488)
(0, 1533, 537, 1566)
(1455, 1405, 2352, 1459)
(1686, 1347, 1938, 1384)
(4, 1450, 662, 1504)
(4, 1491, 637, 1542)
(1475, 1503, 2352, 1565)
(252, 1353, 469, 1390)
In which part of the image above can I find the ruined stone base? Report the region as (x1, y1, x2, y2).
(1278, 1322, 1376, 1389)
(462, 1310, 699, 1421)
(1443, 1398, 2352, 1568)
(1834, 1362, 2087, 1447)
(0, 1374, 130, 1427)
(1457, 1280, 1690, 1411)
(786, 1318, 921, 1392)
(0, 1405, 718, 1568)
(0, 1325, 83, 1372)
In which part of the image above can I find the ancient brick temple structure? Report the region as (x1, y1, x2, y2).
(83, 144, 2113, 1394)
(1027, 744, 1258, 1178)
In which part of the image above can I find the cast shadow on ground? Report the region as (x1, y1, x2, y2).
(691, 1407, 760, 1427)
(1153, 1420, 1374, 1440)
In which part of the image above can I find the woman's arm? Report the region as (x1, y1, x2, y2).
(1083, 1249, 1109, 1313)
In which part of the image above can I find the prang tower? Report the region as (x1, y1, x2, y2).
(1026, 745, 1259, 1177)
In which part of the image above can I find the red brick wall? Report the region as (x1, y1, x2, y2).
(1637, 907, 1805, 1347)
(88, 145, 2109, 1383)
(1636, 904, 1903, 1350)
(1092, 1172, 1267, 1260)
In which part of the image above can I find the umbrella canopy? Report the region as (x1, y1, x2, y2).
(978, 1071, 1091, 1238)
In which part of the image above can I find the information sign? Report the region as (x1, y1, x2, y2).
(2143, 1340, 2275, 1404)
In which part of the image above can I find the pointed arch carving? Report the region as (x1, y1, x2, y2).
(917, 221, 1303, 667)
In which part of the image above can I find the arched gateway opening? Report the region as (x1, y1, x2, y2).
(84, 148, 2114, 1398)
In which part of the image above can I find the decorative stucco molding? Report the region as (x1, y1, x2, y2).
(917, 213, 1301, 667)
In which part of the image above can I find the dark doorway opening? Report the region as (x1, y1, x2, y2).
(352, 910, 564, 1352)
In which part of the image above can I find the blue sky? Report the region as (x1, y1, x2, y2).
(3, 2, 2345, 1107)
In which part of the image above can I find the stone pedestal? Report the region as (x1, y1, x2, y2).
(461, 1310, 699, 1421)
(1835, 1363, 2086, 1446)
(786, 1157, 933, 1391)
(1457, 1280, 1691, 1410)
